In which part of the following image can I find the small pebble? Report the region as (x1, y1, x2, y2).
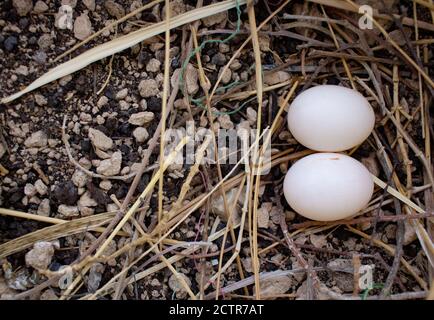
(25, 241, 54, 270)
(115, 88, 128, 100)
(128, 112, 154, 126)
(34, 179, 48, 196)
(133, 127, 149, 143)
(72, 170, 88, 188)
(4, 36, 18, 52)
(54, 181, 78, 205)
(138, 79, 159, 98)
(58, 205, 80, 218)
(37, 199, 51, 217)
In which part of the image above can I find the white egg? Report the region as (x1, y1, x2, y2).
(287, 85, 375, 152)
(283, 153, 374, 221)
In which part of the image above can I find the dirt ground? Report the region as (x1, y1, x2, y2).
(0, 0, 433, 300)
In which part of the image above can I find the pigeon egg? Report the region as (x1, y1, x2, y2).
(283, 153, 374, 221)
(287, 85, 375, 152)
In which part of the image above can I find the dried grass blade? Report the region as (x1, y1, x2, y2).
(0, 212, 117, 259)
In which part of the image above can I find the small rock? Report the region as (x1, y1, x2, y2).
(138, 79, 159, 98)
(218, 114, 233, 130)
(219, 67, 232, 85)
(119, 100, 130, 110)
(13, 0, 33, 16)
(59, 75, 72, 86)
(264, 71, 291, 86)
(0, 278, 16, 298)
(202, 11, 227, 27)
(269, 206, 284, 225)
(16, 65, 29, 76)
(163, 0, 186, 17)
(212, 52, 226, 66)
(37, 34, 53, 49)
(94, 148, 110, 160)
(40, 289, 58, 300)
(24, 130, 48, 148)
(33, 51, 47, 64)
(115, 88, 128, 100)
(310, 234, 327, 248)
(146, 58, 161, 73)
(88, 184, 109, 206)
(258, 34, 270, 51)
(34, 1, 49, 13)
(105, 0, 125, 19)
(34, 179, 48, 195)
(403, 220, 417, 245)
(384, 224, 397, 241)
(96, 151, 122, 176)
(258, 202, 272, 229)
(211, 188, 241, 225)
(256, 275, 292, 297)
(4, 36, 18, 52)
(97, 96, 109, 108)
(128, 111, 154, 126)
(24, 183, 37, 197)
(34, 94, 48, 106)
(25, 241, 54, 270)
(72, 169, 88, 188)
(58, 205, 80, 218)
(230, 59, 242, 71)
(74, 13, 92, 40)
(54, 181, 78, 205)
(78, 191, 98, 207)
(88, 128, 113, 151)
(83, 0, 96, 11)
(296, 280, 331, 300)
(389, 28, 412, 46)
(79, 157, 92, 170)
(219, 43, 230, 53)
(184, 64, 199, 95)
(147, 96, 162, 111)
(87, 263, 105, 292)
(99, 180, 112, 191)
(5, 268, 31, 291)
(168, 274, 191, 299)
(333, 272, 354, 293)
(37, 199, 51, 217)
(80, 206, 94, 216)
(133, 127, 149, 143)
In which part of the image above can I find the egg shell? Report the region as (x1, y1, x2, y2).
(287, 85, 375, 152)
(283, 153, 374, 221)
